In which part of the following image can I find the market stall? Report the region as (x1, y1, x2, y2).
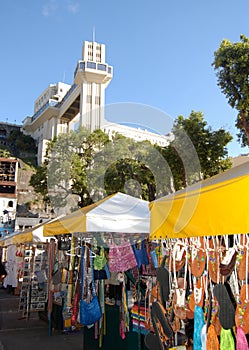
(0, 222, 52, 310)
(147, 160, 249, 350)
(0, 221, 51, 247)
(42, 192, 157, 349)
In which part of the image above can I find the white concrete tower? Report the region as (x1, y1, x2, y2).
(74, 41, 113, 131)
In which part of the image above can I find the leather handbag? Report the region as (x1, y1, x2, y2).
(80, 246, 102, 326)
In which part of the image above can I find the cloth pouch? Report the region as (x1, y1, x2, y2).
(131, 239, 149, 268)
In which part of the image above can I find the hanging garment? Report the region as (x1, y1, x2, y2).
(193, 305, 205, 350)
(3, 244, 18, 288)
(236, 326, 249, 350)
(219, 328, 235, 350)
(206, 324, 219, 350)
(80, 246, 102, 326)
(131, 239, 149, 268)
(108, 240, 137, 272)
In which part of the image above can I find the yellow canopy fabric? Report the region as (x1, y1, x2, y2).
(43, 197, 107, 237)
(43, 192, 150, 237)
(0, 222, 48, 247)
(150, 160, 249, 239)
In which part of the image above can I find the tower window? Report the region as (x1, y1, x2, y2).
(97, 64, 106, 71)
(87, 62, 96, 69)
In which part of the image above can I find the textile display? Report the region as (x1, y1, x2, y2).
(142, 235, 249, 350)
(130, 304, 150, 335)
(108, 241, 137, 272)
(80, 246, 102, 326)
(3, 244, 18, 288)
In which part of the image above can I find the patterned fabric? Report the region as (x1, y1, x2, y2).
(108, 242, 137, 272)
(131, 304, 149, 335)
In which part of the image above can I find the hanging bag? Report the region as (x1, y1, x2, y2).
(80, 246, 102, 326)
(108, 239, 137, 272)
(131, 238, 149, 268)
(58, 235, 71, 251)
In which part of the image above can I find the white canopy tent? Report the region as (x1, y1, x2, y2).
(43, 192, 150, 244)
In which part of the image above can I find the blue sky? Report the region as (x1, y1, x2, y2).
(1, 0, 249, 156)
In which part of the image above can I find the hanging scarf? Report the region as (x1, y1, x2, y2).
(193, 305, 205, 350)
(220, 328, 235, 350)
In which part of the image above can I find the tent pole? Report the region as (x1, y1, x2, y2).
(137, 268, 141, 350)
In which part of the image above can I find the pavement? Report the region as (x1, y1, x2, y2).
(0, 287, 85, 350)
(0, 287, 145, 350)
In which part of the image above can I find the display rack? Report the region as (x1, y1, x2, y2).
(19, 243, 48, 317)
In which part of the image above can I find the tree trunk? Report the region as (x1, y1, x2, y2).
(237, 110, 249, 144)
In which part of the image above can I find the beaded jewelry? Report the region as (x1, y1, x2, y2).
(235, 239, 249, 334)
(190, 237, 206, 278)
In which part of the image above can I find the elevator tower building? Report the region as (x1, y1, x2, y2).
(23, 41, 113, 164)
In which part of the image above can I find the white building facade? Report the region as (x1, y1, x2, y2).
(23, 40, 172, 165)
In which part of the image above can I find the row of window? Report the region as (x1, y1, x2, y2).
(75, 61, 112, 75)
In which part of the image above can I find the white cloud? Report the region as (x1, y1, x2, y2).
(66, 0, 80, 14)
(42, 0, 58, 17)
(42, 0, 80, 17)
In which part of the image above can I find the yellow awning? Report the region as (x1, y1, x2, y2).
(0, 220, 53, 247)
(150, 161, 249, 239)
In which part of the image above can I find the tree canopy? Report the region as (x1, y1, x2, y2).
(158, 111, 232, 191)
(213, 34, 249, 147)
(30, 127, 110, 211)
(30, 114, 232, 211)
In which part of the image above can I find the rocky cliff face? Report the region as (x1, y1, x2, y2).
(16, 159, 49, 219)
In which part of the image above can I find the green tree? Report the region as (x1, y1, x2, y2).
(159, 111, 232, 191)
(31, 125, 172, 206)
(30, 127, 110, 209)
(0, 149, 11, 158)
(29, 163, 49, 202)
(213, 34, 249, 146)
(88, 133, 171, 201)
(50, 127, 109, 209)
(8, 130, 36, 152)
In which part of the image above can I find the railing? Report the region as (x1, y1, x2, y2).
(55, 83, 77, 108)
(74, 60, 112, 78)
(31, 84, 77, 122)
(32, 99, 58, 122)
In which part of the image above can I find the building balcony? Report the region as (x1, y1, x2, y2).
(74, 60, 113, 85)
(31, 99, 59, 123)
